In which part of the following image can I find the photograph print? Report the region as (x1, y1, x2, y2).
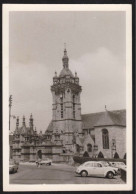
(3, 4, 132, 191)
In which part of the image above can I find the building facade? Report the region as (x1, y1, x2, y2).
(11, 49, 126, 162)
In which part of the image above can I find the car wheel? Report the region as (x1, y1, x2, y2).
(81, 170, 88, 177)
(107, 171, 114, 179)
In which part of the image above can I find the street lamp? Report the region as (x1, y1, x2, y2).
(9, 95, 12, 130)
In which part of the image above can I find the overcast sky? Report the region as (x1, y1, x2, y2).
(9, 11, 126, 132)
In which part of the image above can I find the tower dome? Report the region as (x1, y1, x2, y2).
(59, 48, 74, 78)
(59, 68, 74, 78)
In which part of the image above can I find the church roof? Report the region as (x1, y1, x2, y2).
(82, 109, 126, 128)
(77, 134, 95, 146)
(59, 67, 74, 78)
(46, 109, 126, 133)
(46, 121, 53, 133)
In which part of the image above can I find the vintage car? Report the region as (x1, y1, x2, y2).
(75, 161, 118, 178)
(109, 162, 126, 169)
(9, 160, 19, 174)
(36, 158, 52, 166)
(108, 161, 126, 174)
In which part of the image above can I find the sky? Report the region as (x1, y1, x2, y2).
(9, 11, 126, 133)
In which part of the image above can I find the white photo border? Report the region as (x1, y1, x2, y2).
(3, 4, 132, 191)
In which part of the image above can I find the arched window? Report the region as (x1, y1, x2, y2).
(73, 95, 75, 118)
(37, 150, 42, 159)
(87, 144, 92, 152)
(60, 95, 63, 118)
(102, 129, 109, 149)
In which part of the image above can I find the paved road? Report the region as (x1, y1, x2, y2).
(10, 163, 125, 184)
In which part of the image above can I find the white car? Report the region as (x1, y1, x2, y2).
(109, 162, 126, 170)
(36, 158, 52, 166)
(75, 161, 118, 178)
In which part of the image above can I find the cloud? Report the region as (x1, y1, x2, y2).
(9, 61, 53, 132)
(9, 47, 126, 132)
(70, 47, 126, 113)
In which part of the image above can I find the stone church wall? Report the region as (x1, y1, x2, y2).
(94, 126, 126, 159)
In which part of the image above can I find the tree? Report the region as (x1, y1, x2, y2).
(114, 152, 120, 159)
(98, 151, 104, 158)
(124, 153, 126, 159)
(83, 151, 89, 157)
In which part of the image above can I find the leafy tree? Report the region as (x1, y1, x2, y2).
(98, 151, 104, 158)
(83, 151, 89, 157)
(114, 152, 120, 159)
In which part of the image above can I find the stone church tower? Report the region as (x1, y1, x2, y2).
(51, 48, 82, 151)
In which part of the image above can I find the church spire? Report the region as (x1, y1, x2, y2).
(22, 115, 25, 126)
(62, 44, 69, 68)
(16, 116, 19, 129)
(29, 113, 33, 129)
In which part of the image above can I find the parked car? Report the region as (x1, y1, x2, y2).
(109, 162, 126, 169)
(109, 162, 126, 173)
(75, 161, 118, 178)
(99, 161, 110, 167)
(9, 160, 19, 174)
(36, 158, 52, 166)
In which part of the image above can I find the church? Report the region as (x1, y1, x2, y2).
(10, 48, 126, 162)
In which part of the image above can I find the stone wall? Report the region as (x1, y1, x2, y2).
(94, 126, 126, 159)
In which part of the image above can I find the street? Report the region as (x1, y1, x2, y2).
(10, 163, 125, 184)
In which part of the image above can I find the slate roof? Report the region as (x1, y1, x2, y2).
(45, 109, 126, 133)
(46, 121, 53, 133)
(82, 109, 126, 128)
(79, 137, 85, 144)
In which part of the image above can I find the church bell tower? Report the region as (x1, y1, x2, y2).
(51, 47, 82, 150)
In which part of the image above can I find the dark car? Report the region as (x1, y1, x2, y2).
(9, 160, 19, 174)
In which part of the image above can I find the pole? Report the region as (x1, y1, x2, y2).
(9, 105, 11, 131)
(9, 95, 12, 130)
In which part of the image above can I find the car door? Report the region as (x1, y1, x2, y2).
(93, 163, 105, 177)
(84, 163, 94, 176)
